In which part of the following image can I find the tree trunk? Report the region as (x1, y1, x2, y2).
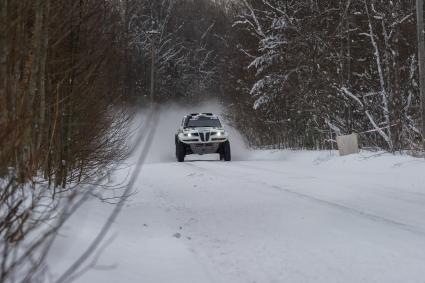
(0, 0, 7, 115)
(417, 0, 425, 148)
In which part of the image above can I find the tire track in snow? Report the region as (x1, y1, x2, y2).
(185, 161, 425, 237)
(270, 185, 425, 236)
(234, 162, 425, 210)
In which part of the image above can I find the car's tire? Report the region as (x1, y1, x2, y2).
(176, 141, 186, 162)
(223, 140, 231, 161)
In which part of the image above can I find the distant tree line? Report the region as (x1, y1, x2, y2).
(122, 0, 230, 104)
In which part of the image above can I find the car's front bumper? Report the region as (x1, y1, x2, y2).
(180, 137, 227, 144)
(185, 142, 221, 155)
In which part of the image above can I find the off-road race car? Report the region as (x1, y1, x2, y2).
(175, 113, 231, 162)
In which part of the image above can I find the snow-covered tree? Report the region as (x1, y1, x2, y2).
(227, 0, 421, 151)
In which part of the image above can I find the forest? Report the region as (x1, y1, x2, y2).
(0, 0, 424, 282)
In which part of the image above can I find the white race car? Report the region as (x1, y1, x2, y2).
(175, 113, 231, 162)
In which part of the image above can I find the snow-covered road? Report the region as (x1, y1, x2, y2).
(50, 151, 425, 283)
(48, 106, 425, 283)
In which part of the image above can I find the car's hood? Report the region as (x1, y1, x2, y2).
(184, 127, 223, 132)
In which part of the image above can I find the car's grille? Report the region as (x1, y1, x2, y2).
(194, 143, 214, 147)
(199, 132, 211, 142)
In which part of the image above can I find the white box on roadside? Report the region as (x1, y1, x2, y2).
(336, 133, 359, 156)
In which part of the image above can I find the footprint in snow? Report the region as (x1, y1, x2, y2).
(187, 172, 204, 177)
(173, 233, 182, 239)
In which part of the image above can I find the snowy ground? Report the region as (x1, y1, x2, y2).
(48, 106, 425, 283)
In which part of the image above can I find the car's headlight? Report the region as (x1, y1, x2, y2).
(183, 133, 192, 137)
(217, 131, 225, 136)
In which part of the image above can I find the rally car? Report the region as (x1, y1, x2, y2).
(175, 113, 231, 162)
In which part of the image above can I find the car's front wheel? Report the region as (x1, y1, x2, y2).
(223, 140, 231, 161)
(176, 141, 186, 162)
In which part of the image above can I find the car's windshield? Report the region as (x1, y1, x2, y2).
(185, 117, 222, 128)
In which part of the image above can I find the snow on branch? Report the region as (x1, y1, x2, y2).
(365, 110, 392, 145)
(325, 118, 342, 136)
(340, 87, 364, 108)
